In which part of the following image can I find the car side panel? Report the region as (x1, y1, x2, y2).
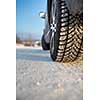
(43, 0, 51, 43)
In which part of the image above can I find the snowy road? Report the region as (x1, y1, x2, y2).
(16, 47, 83, 100)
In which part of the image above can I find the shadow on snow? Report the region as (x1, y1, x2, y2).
(16, 48, 52, 62)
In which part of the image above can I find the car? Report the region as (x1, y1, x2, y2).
(40, 0, 83, 62)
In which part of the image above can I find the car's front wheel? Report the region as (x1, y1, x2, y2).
(50, 0, 83, 62)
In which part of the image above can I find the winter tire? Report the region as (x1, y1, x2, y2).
(50, 0, 83, 62)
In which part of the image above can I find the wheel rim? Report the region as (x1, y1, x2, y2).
(50, 0, 57, 54)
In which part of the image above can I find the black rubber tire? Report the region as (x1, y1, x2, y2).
(50, 0, 83, 62)
(41, 34, 50, 50)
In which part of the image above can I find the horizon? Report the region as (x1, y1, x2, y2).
(16, 32, 41, 41)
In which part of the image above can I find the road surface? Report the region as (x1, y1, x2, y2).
(16, 47, 83, 100)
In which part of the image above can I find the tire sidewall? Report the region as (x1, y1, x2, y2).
(50, 0, 61, 60)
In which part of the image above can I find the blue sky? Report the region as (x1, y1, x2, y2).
(16, 0, 46, 39)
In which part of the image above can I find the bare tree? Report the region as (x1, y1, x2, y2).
(16, 34, 22, 43)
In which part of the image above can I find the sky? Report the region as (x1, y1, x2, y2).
(16, 0, 46, 39)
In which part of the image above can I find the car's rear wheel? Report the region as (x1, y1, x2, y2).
(50, 0, 83, 62)
(41, 34, 50, 50)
